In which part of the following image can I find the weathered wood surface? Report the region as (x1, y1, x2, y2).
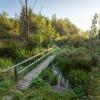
(17, 55, 55, 90)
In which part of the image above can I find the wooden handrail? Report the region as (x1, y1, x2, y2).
(3, 47, 53, 73)
(2, 47, 53, 82)
(18, 52, 51, 74)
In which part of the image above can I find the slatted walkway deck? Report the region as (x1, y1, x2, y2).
(17, 55, 55, 90)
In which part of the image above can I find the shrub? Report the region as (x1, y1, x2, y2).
(73, 85, 88, 99)
(68, 69, 89, 86)
(26, 34, 44, 50)
(50, 74, 57, 86)
(31, 78, 45, 86)
(56, 47, 93, 73)
(91, 53, 98, 66)
(0, 80, 12, 96)
(16, 48, 28, 61)
(76, 55, 92, 71)
(40, 68, 57, 86)
(0, 45, 17, 59)
(64, 90, 77, 100)
(12, 90, 23, 100)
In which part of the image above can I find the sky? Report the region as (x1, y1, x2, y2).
(0, 0, 100, 31)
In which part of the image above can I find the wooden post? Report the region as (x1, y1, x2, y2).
(35, 56, 37, 67)
(15, 67, 18, 82)
(45, 51, 47, 56)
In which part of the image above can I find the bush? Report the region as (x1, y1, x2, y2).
(31, 78, 45, 86)
(0, 45, 17, 59)
(0, 80, 12, 96)
(50, 74, 57, 86)
(25, 86, 78, 100)
(76, 55, 92, 71)
(64, 90, 77, 100)
(40, 68, 57, 86)
(16, 48, 28, 61)
(91, 53, 98, 66)
(56, 47, 93, 73)
(68, 69, 89, 86)
(26, 34, 44, 50)
(73, 85, 88, 99)
(12, 90, 23, 100)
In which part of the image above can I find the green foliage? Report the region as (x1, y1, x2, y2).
(0, 12, 12, 33)
(31, 78, 45, 86)
(0, 80, 12, 96)
(68, 69, 89, 86)
(12, 90, 23, 100)
(87, 68, 100, 100)
(20, 6, 28, 36)
(73, 85, 88, 99)
(54, 46, 97, 99)
(90, 13, 98, 39)
(91, 53, 98, 66)
(0, 45, 17, 59)
(40, 68, 57, 86)
(96, 47, 100, 55)
(0, 58, 13, 69)
(0, 8, 99, 100)
(16, 48, 28, 60)
(26, 34, 44, 49)
(56, 47, 95, 74)
(0, 12, 19, 36)
(24, 86, 78, 100)
(52, 15, 78, 36)
(64, 90, 77, 100)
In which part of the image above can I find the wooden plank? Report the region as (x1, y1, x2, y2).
(17, 55, 56, 90)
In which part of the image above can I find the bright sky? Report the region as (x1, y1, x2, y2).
(0, 0, 100, 31)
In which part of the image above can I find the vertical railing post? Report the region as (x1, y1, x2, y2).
(15, 67, 18, 82)
(45, 51, 47, 56)
(35, 56, 37, 67)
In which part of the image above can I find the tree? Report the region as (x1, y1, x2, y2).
(20, 6, 28, 36)
(51, 15, 78, 38)
(90, 13, 98, 48)
(0, 12, 12, 34)
(90, 13, 98, 39)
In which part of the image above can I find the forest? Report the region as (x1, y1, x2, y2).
(0, 1, 100, 100)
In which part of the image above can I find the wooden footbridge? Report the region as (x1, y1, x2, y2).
(2, 47, 59, 90)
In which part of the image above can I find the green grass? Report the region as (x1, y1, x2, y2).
(0, 80, 13, 98)
(15, 85, 78, 100)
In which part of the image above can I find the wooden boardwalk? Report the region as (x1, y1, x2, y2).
(17, 55, 55, 90)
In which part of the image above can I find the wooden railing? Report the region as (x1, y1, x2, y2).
(2, 48, 53, 82)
